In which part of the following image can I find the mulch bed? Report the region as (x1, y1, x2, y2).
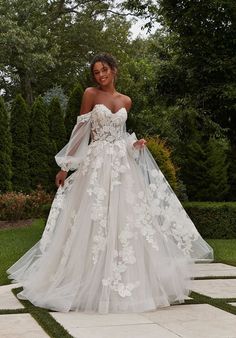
(0, 219, 33, 230)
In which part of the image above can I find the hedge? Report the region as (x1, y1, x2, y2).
(1, 196, 236, 239)
(183, 202, 236, 239)
(41, 201, 236, 239)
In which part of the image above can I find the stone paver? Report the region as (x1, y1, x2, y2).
(50, 304, 236, 338)
(0, 313, 49, 337)
(50, 312, 153, 327)
(193, 263, 236, 278)
(229, 303, 236, 307)
(0, 283, 24, 310)
(142, 304, 236, 338)
(50, 312, 180, 338)
(190, 278, 236, 298)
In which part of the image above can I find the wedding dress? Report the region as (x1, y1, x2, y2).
(7, 104, 213, 313)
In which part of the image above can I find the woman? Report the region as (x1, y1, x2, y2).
(7, 53, 213, 314)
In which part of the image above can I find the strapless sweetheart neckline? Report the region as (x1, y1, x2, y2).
(93, 103, 127, 115)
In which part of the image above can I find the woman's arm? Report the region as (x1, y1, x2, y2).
(55, 88, 94, 187)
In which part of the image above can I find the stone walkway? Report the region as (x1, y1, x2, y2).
(0, 263, 236, 338)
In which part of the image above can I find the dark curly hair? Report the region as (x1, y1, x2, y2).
(90, 53, 118, 81)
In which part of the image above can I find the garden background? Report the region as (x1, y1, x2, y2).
(0, 0, 236, 283)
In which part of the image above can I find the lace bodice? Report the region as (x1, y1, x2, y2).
(91, 104, 127, 142)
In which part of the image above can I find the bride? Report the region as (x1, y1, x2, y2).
(7, 53, 213, 314)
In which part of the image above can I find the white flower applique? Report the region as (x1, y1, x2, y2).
(110, 141, 130, 191)
(40, 174, 75, 253)
(90, 186, 108, 265)
(134, 191, 160, 251)
(102, 220, 140, 298)
(145, 166, 199, 255)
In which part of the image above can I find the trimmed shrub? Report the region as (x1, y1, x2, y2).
(184, 202, 236, 239)
(0, 186, 53, 221)
(146, 136, 178, 191)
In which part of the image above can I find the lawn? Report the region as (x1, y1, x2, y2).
(0, 219, 45, 285)
(206, 239, 236, 266)
(0, 219, 236, 285)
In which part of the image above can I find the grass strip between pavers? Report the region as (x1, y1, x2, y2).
(0, 308, 28, 314)
(11, 287, 73, 338)
(195, 276, 236, 280)
(186, 291, 236, 315)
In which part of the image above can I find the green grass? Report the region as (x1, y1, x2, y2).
(206, 239, 236, 266)
(0, 219, 45, 285)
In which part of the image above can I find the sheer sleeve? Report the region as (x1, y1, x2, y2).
(55, 113, 91, 172)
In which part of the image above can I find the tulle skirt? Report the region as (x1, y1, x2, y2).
(7, 139, 211, 313)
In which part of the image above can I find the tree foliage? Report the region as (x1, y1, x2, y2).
(29, 96, 51, 190)
(0, 0, 133, 104)
(0, 97, 12, 192)
(48, 97, 67, 189)
(64, 83, 84, 138)
(10, 94, 31, 192)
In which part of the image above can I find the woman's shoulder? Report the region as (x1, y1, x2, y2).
(118, 93, 132, 111)
(83, 87, 97, 96)
(80, 87, 97, 115)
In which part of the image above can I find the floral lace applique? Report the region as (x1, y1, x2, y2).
(146, 168, 199, 255)
(40, 174, 75, 253)
(102, 220, 140, 298)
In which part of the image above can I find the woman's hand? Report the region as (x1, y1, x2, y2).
(55, 170, 68, 188)
(133, 138, 147, 149)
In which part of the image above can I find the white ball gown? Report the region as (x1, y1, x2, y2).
(7, 104, 213, 313)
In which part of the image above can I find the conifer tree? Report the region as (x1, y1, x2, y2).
(0, 97, 12, 192)
(205, 138, 229, 201)
(10, 94, 31, 192)
(48, 97, 67, 151)
(48, 97, 67, 190)
(181, 140, 208, 201)
(227, 144, 236, 201)
(29, 96, 51, 190)
(65, 83, 84, 138)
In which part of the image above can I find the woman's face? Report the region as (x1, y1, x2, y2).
(92, 61, 116, 86)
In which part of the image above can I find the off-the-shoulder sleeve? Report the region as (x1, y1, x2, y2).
(55, 113, 91, 171)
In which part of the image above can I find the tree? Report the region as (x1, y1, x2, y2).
(64, 83, 84, 138)
(205, 137, 229, 201)
(0, 0, 135, 104)
(29, 96, 51, 190)
(48, 97, 67, 190)
(0, 0, 60, 104)
(0, 97, 12, 192)
(157, 0, 236, 141)
(48, 97, 67, 151)
(10, 94, 31, 192)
